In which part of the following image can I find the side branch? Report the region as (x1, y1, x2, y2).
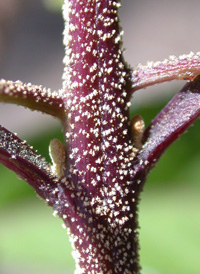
(0, 124, 57, 197)
(0, 125, 74, 211)
(0, 79, 66, 120)
(132, 52, 200, 92)
(131, 77, 200, 191)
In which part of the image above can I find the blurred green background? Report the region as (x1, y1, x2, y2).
(1, 0, 200, 273)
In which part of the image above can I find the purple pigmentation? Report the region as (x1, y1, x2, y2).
(62, 2, 139, 272)
(1, 1, 200, 273)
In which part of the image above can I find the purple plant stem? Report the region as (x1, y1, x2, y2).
(1, 1, 200, 273)
(61, 1, 139, 273)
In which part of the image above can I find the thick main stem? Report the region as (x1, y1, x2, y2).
(61, 1, 140, 273)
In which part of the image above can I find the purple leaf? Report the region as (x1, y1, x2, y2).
(132, 52, 200, 91)
(0, 79, 65, 119)
(132, 77, 200, 190)
(0, 125, 75, 216)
